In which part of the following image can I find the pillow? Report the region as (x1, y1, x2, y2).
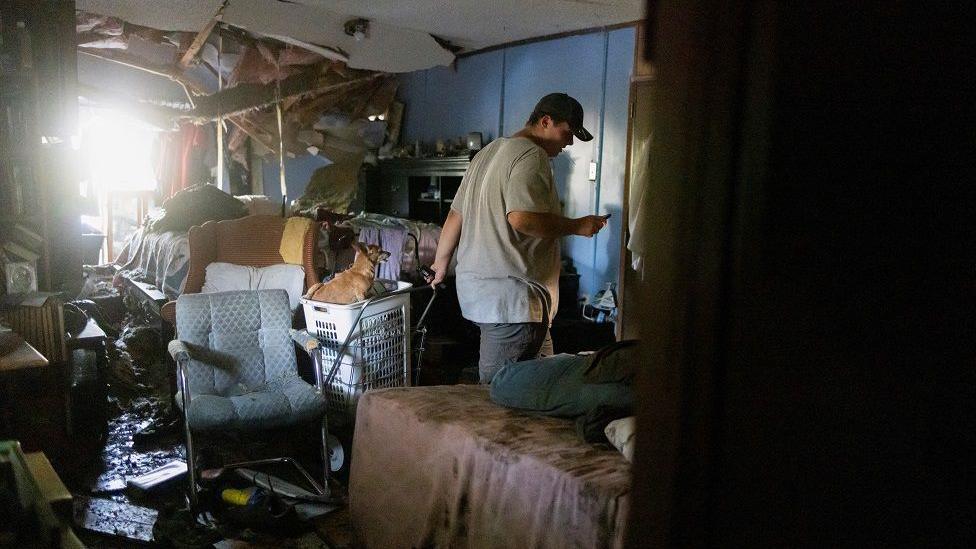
(201, 262, 305, 311)
(490, 353, 633, 418)
(604, 416, 636, 462)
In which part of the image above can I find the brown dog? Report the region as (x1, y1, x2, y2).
(304, 242, 390, 304)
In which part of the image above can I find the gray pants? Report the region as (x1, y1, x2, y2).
(476, 322, 554, 384)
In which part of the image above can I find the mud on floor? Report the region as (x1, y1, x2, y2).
(63, 297, 352, 547)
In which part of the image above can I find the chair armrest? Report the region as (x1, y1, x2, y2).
(290, 329, 320, 357)
(160, 301, 176, 324)
(168, 340, 191, 362)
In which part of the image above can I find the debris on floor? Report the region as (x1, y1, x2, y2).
(153, 505, 223, 548)
(63, 291, 352, 546)
(126, 460, 187, 490)
(313, 507, 354, 549)
(73, 495, 158, 544)
(213, 530, 330, 548)
(88, 397, 184, 497)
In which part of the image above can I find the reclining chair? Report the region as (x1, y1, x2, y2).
(167, 289, 330, 506)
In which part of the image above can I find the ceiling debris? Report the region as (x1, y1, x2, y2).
(73, 0, 640, 170)
(76, 0, 642, 57)
(77, 0, 456, 73)
(76, 10, 399, 168)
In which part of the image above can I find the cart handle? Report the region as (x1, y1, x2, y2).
(322, 282, 441, 388)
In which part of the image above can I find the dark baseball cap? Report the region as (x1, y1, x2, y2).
(531, 92, 593, 142)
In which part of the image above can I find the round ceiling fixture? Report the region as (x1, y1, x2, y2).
(344, 18, 370, 41)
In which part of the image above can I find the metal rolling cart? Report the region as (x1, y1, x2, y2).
(301, 281, 439, 428)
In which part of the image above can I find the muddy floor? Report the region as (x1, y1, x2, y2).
(57, 291, 352, 548)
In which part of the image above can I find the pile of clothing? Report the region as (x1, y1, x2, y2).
(302, 209, 443, 283)
(347, 213, 441, 280)
(144, 184, 247, 234)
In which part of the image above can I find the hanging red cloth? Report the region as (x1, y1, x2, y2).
(155, 123, 209, 200)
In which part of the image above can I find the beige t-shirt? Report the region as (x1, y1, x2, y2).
(451, 137, 561, 323)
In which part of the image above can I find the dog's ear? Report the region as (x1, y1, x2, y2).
(378, 251, 391, 262)
(352, 241, 367, 254)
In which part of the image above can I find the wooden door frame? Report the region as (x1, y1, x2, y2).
(617, 20, 656, 341)
(625, 1, 774, 545)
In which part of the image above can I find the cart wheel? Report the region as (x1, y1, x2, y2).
(327, 434, 344, 472)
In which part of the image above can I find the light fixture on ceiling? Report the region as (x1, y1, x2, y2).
(344, 18, 370, 41)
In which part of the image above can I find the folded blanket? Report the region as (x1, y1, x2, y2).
(279, 217, 314, 265)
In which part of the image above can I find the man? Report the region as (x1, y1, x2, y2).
(428, 93, 609, 383)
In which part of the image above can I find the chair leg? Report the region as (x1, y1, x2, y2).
(320, 414, 331, 497)
(184, 419, 198, 509)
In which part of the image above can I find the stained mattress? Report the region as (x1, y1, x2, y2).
(349, 385, 630, 548)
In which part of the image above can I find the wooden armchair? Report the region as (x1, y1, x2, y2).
(159, 215, 320, 324)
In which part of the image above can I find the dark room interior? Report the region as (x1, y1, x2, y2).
(0, 1, 970, 547)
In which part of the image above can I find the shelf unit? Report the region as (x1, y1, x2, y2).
(0, 1, 78, 292)
(363, 156, 469, 224)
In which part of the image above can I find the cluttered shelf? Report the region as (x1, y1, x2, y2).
(362, 157, 469, 225)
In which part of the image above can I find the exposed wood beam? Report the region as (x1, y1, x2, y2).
(227, 116, 276, 156)
(78, 47, 207, 97)
(80, 47, 386, 126)
(214, 23, 257, 49)
(77, 83, 183, 128)
(78, 48, 207, 109)
(189, 71, 387, 120)
(79, 47, 176, 81)
(178, 0, 228, 69)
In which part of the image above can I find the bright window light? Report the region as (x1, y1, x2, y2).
(81, 108, 159, 192)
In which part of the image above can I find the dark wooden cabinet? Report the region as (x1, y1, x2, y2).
(363, 157, 469, 224)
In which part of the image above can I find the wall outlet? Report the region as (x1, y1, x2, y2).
(588, 161, 598, 181)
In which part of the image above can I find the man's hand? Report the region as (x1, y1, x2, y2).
(574, 215, 609, 237)
(426, 259, 449, 287)
(428, 209, 462, 287)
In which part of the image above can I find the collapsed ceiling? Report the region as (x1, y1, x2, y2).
(77, 0, 644, 71)
(77, 10, 399, 167)
(74, 0, 643, 170)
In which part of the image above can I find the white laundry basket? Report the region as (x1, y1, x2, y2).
(301, 281, 412, 423)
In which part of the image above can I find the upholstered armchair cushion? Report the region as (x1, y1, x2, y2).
(182, 215, 320, 295)
(179, 377, 324, 431)
(173, 289, 325, 432)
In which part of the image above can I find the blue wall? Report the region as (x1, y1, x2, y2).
(398, 50, 505, 147)
(260, 153, 331, 205)
(397, 27, 636, 298)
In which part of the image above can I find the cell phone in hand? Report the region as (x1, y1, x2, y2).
(602, 213, 612, 219)
(419, 265, 436, 280)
